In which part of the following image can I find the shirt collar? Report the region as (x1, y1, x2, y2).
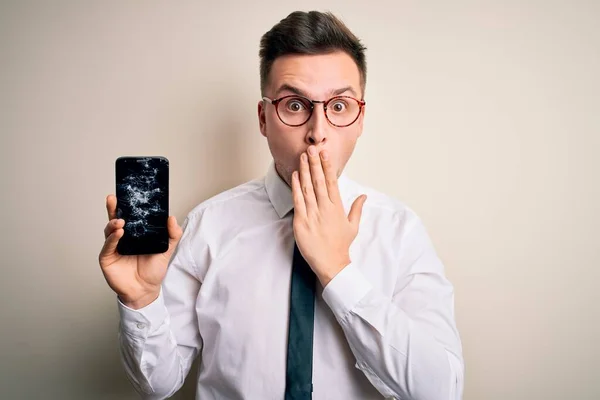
(264, 161, 356, 219)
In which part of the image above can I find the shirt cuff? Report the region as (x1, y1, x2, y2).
(322, 262, 372, 323)
(118, 288, 168, 337)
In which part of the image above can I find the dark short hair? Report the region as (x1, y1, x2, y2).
(259, 11, 367, 97)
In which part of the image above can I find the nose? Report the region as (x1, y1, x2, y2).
(306, 102, 328, 146)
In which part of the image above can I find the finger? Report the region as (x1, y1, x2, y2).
(104, 218, 125, 239)
(320, 150, 342, 204)
(291, 170, 307, 217)
(299, 152, 317, 212)
(99, 228, 124, 262)
(106, 194, 117, 221)
(348, 194, 367, 229)
(163, 216, 183, 259)
(167, 216, 182, 243)
(307, 146, 329, 205)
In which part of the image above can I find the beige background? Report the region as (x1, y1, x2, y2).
(1, 1, 598, 399)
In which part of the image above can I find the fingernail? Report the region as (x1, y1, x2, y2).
(308, 146, 316, 156)
(321, 150, 328, 160)
(301, 153, 307, 162)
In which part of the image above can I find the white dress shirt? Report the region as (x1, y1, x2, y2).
(118, 162, 464, 400)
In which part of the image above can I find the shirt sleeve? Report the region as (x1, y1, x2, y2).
(117, 212, 206, 399)
(322, 212, 465, 400)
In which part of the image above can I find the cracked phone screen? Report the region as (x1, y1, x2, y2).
(115, 156, 169, 255)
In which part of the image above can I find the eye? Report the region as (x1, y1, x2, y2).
(330, 100, 348, 113)
(285, 97, 309, 112)
(289, 101, 304, 112)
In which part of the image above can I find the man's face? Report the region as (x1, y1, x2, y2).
(258, 51, 365, 187)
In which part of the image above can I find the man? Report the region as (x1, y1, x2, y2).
(99, 10, 464, 400)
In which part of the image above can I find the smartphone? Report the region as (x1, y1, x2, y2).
(115, 156, 169, 255)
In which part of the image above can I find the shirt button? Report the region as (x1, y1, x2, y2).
(136, 322, 146, 329)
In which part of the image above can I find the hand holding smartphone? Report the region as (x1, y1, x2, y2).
(98, 156, 182, 310)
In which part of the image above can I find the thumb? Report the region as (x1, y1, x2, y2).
(348, 194, 367, 229)
(99, 228, 124, 266)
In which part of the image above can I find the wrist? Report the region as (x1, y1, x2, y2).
(120, 289, 160, 310)
(316, 257, 351, 288)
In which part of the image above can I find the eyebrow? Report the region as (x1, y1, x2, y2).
(274, 84, 358, 99)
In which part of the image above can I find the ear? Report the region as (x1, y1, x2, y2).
(357, 105, 366, 137)
(258, 100, 267, 138)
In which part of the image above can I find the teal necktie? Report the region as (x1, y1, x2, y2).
(284, 242, 316, 400)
